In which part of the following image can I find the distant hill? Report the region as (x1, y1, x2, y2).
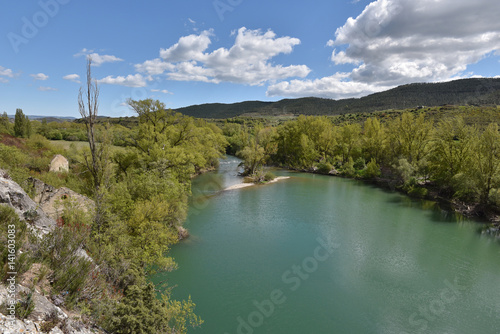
(5, 115, 77, 123)
(175, 78, 500, 118)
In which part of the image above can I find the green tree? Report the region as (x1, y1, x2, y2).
(0, 112, 10, 134)
(336, 123, 361, 164)
(238, 138, 266, 175)
(128, 98, 226, 182)
(362, 117, 386, 163)
(25, 117, 32, 138)
(429, 117, 476, 191)
(14, 108, 26, 137)
(472, 123, 500, 205)
(386, 113, 433, 181)
(108, 283, 202, 334)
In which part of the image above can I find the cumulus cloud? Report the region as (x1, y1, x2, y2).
(63, 74, 81, 83)
(75, 49, 123, 66)
(97, 74, 148, 87)
(0, 66, 14, 83)
(268, 73, 392, 99)
(136, 27, 310, 85)
(151, 89, 172, 94)
(269, 0, 500, 98)
(30, 73, 49, 81)
(38, 86, 58, 92)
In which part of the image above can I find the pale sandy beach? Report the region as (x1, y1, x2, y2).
(224, 176, 290, 191)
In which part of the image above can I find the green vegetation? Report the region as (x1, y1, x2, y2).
(14, 109, 31, 138)
(232, 109, 500, 219)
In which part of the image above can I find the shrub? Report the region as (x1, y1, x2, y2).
(353, 157, 366, 170)
(15, 290, 35, 319)
(364, 158, 381, 178)
(341, 157, 356, 177)
(408, 186, 429, 198)
(264, 171, 275, 181)
(316, 162, 333, 174)
(106, 283, 202, 334)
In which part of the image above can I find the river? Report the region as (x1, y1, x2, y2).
(151, 156, 500, 334)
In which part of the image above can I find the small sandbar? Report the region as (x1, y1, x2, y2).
(224, 176, 290, 191)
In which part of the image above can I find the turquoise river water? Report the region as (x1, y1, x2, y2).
(151, 156, 500, 334)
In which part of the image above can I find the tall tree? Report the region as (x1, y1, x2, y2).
(362, 117, 386, 163)
(0, 112, 10, 134)
(472, 123, 500, 205)
(14, 108, 26, 137)
(429, 117, 476, 191)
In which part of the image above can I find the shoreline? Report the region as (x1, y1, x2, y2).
(224, 176, 290, 191)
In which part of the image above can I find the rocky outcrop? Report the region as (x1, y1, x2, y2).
(49, 155, 69, 173)
(27, 178, 95, 220)
(0, 172, 102, 333)
(0, 170, 56, 235)
(0, 283, 103, 333)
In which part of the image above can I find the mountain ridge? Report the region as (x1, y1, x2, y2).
(175, 78, 500, 118)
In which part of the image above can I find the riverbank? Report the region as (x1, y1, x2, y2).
(224, 176, 290, 191)
(301, 166, 500, 233)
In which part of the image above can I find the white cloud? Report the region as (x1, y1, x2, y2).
(97, 74, 147, 87)
(0, 66, 14, 78)
(270, 0, 500, 99)
(135, 58, 174, 75)
(30, 73, 49, 81)
(0, 66, 15, 83)
(75, 49, 123, 66)
(151, 89, 172, 94)
(88, 53, 123, 66)
(136, 27, 310, 85)
(268, 73, 392, 99)
(38, 86, 58, 92)
(63, 74, 81, 83)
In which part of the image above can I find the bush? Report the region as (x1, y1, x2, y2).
(353, 157, 366, 170)
(363, 158, 381, 178)
(316, 162, 333, 175)
(341, 157, 356, 177)
(408, 186, 429, 198)
(106, 283, 202, 334)
(264, 171, 275, 181)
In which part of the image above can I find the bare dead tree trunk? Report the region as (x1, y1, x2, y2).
(78, 57, 106, 253)
(79, 58, 101, 189)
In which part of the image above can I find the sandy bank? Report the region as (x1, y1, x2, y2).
(224, 176, 290, 191)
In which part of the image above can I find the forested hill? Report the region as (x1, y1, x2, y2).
(176, 78, 500, 118)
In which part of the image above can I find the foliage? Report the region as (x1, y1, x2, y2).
(232, 110, 500, 213)
(364, 159, 381, 178)
(14, 108, 31, 138)
(106, 283, 202, 334)
(0, 112, 11, 134)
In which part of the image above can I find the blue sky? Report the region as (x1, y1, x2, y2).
(1, 0, 499, 117)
